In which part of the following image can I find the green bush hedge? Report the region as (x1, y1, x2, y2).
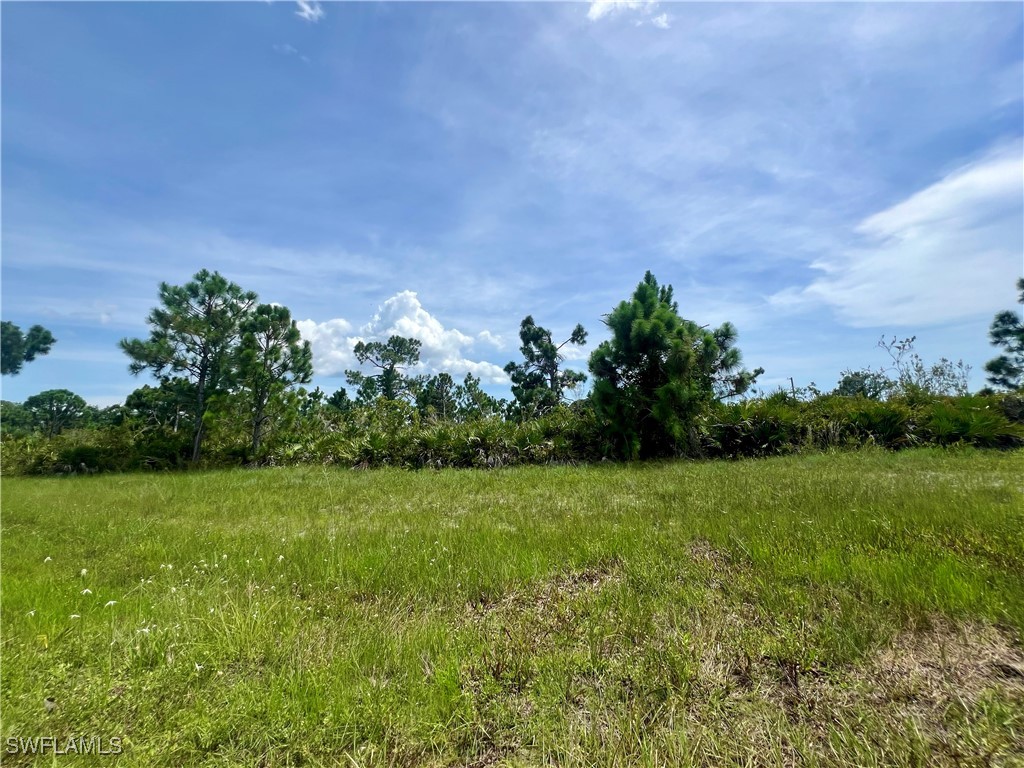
(2, 394, 1021, 475)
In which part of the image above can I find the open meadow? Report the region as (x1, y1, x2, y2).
(2, 448, 1023, 767)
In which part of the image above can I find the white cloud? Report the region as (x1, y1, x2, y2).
(651, 13, 671, 30)
(297, 291, 509, 384)
(585, 0, 668, 28)
(587, 0, 657, 22)
(295, 0, 324, 23)
(476, 330, 506, 349)
(295, 318, 356, 377)
(273, 43, 298, 56)
(771, 141, 1024, 327)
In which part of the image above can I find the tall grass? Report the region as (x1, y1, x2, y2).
(2, 448, 1022, 766)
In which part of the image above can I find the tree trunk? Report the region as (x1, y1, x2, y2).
(191, 362, 208, 463)
(251, 401, 265, 461)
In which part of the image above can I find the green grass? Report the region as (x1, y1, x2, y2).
(2, 448, 1023, 766)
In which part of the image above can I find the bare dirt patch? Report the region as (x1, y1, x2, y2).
(867, 619, 1024, 717)
(464, 559, 622, 621)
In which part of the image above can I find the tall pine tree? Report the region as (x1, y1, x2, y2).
(120, 270, 257, 462)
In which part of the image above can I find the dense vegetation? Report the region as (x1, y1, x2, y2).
(3, 450, 1022, 766)
(2, 271, 1022, 475)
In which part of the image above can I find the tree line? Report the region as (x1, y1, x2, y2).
(2, 270, 1022, 472)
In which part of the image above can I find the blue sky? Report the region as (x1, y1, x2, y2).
(2, 1, 1022, 406)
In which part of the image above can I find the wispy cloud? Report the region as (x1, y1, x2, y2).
(295, 0, 323, 24)
(297, 291, 509, 384)
(586, 0, 656, 23)
(272, 42, 310, 64)
(771, 141, 1024, 328)
(586, 0, 668, 28)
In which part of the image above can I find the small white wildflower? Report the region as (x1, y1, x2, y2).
(69, 614, 80, 619)
(104, 600, 116, 608)
(277, 555, 284, 563)
(217, 670, 224, 676)
(170, 587, 177, 594)
(137, 627, 150, 634)
(81, 588, 92, 595)
(209, 607, 214, 613)
(79, 569, 88, 577)
(221, 554, 227, 560)
(27, 610, 36, 617)
(44, 557, 52, 563)
(194, 663, 204, 671)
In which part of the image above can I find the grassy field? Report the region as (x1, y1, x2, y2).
(2, 448, 1023, 767)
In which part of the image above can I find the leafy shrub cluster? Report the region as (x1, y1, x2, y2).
(699, 392, 1023, 459)
(3, 392, 1020, 475)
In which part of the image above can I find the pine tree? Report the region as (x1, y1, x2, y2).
(504, 316, 587, 419)
(589, 271, 761, 459)
(1, 322, 56, 375)
(237, 304, 313, 458)
(985, 278, 1024, 391)
(345, 335, 422, 402)
(120, 270, 257, 462)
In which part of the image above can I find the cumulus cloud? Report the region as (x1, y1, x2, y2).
(770, 141, 1023, 328)
(295, 0, 324, 23)
(476, 330, 506, 349)
(587, 0, 667, 27)
(297, 291, 509, 384)
(587, 0, 650, 21)
(295, 318, 355, 377)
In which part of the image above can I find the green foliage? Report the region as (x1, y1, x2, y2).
(124, 379, 197, 431)
(589, 271, 761, 459)
(22, 389, 88, 437)
(834, 369, 892, 400)
(923, 397, 1024, 448)
(0, 424, 191, 474)
(0, 321, 56, 375)
(120, 270, 258, 462)
(4, 390, 1021, 476)
(236, 303, 313, 459)
(847, 398, 916, 448)
(326, 387, 353, 414)
(416, 372, 459, 422)
(705, 394, 803, 458)
(345, 335, 422, 402)
(878, 335, 971, 397)
(504, 316, 587, 419)
(454, 373, 504, 421)
(0, 400, 35, 437)
(984, 277, 1024, 391)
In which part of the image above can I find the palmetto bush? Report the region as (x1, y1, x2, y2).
(3, 393, 1020, 475)
(847, 399, 917, 448)
(924, 397, 1024, 448)
(703, 392, 807, 458)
